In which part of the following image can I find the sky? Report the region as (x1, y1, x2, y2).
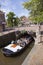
(0, 0, 29, 17)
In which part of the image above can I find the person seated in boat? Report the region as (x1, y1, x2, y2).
(11, 40, 17, 44)
(20, 41, 26, 47)
(20, 38, 28, 44)
(17, 39, 22, 45)
(15, 38, 26, 47)
(26, 37, 32, 43)
(11, 40, 15, 44)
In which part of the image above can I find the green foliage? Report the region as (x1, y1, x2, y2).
(6, 12, 20, 27)
(6, 12, 15, 27)
(14, 17, 20, 26)
(21, 30, 27, 34)
(20, 16, 26, 21)
(23, 0, 43, 23)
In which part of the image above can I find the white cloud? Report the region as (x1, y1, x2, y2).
(1, 8, 10, 14)
(0, 0, 10, 7)
(0, 0, 17, 13)
(0, 0, 29, 17)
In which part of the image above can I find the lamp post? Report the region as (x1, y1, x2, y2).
(13, 19, 14, 26)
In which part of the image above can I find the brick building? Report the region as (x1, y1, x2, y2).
(0, 10, 6, 32)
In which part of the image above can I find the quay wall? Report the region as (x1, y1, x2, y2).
(0, 30, 16, 47)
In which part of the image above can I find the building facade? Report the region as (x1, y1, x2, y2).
(20, 16, 30, 26)
(0, 11, 6, 32)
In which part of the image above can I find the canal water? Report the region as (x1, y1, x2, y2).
(0, 42, 34, 65)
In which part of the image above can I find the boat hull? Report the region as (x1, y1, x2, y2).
(2, 32, 34, 57)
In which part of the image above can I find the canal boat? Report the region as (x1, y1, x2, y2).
(2, 32, 34, 57)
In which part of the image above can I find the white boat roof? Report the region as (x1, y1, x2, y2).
(5, 44, 22, 52)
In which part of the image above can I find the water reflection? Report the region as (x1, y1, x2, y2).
(0, 41, 34, 65)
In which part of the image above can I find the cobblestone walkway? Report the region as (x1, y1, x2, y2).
(22, 43, 43, 65)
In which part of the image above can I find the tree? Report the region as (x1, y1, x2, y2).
(20, 16, 26, 21)
(14, 17, 20, 26)
(6, 12, 15, 27)
(23, 0, 43, 24)
(23, 0, 43, 43)
(6, 12, 20, 27)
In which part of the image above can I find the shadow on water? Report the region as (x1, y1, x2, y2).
(0, 41, 35, 65)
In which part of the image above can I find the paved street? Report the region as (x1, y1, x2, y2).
(22, 43, 43, 65)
